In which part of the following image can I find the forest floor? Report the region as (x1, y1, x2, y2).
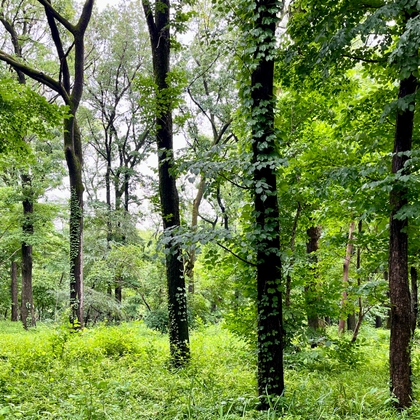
(0, 321, 418, 419)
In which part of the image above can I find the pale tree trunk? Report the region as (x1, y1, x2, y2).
(285, 203, 301, 308)
(11, 261, 18, 322)
(338, 221, 355, 334)
(184, 177, 205, 293)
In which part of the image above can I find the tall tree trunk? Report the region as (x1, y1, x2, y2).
(143, 0, 190, 366)
(21, 174, 36, 329)
(249, 0, 283, 406)
(11, 261, 18, 322)
(411, 266, 418, 335)
(0, 13, 36, 328)
(348, 220, 363, 331)
(66, 117, 84, 328)
(305, 225, 323, 329)
(338, 222, 355, 334)
(389, 74, 416, 409)
(285, 203, 301, 308)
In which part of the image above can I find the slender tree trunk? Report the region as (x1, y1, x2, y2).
(249, 0, 283, 405)
(389, 74, 416, 409)
(184, 177, 205, 294)
(115, 278, 122, 304)
(305, 225, 323, 329)
(349, 220, 362, 331)
(143, 0, 189, 366)
(2, 16, 36, 328)
(338, 222, 355, 334)
(21, 174, 36, 329)
(11, 261, 18, 322)
(411, 266, 418, 335)
(285, 203, 301, 308)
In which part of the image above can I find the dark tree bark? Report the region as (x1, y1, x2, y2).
(305, 225, 323, 330)
(389, 74, 417, 409)
(21, 174, 36, 329)
(10, 261, 18, 322)
(142, 0, 190, 366)
(249, 0, 283, 406)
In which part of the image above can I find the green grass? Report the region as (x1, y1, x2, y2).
(0, 321, 418, 419)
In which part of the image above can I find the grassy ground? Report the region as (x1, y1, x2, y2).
(0, 321, 418, 419)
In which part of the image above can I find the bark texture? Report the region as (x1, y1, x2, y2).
(142, 0, 190, 366)
(389, 74, 416, 409)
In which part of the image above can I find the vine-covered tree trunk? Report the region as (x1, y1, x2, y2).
(249, 0, 283, 406)
(389, 74, 417, 409)
(21, 174, 36, 329)
(10, 261, 18, 322)
(305, 225, 323, 330)
(142, 0, 190, 366)
(65, 117, 84, 327)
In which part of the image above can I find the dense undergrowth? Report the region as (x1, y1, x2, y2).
(0, 321, 419, 419)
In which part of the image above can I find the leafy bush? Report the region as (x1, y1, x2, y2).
(144, 308, 169, 333)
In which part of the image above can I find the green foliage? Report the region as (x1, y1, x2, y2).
(144, 308, 169, 333)
(0, 76, 66, 155)
(0, 322, 419, 418)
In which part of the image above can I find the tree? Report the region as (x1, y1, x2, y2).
(142, 0, 190, 366)
(237, 0, 284, 405)
(284, 0, 420, 407)
(83, 1, 152, 303)
(0, 0, 95, 327)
